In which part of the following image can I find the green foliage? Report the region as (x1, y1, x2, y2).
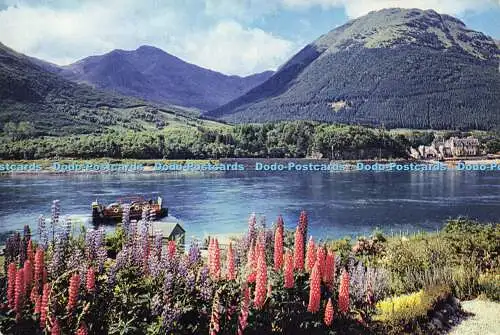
(373, 285, 450, 334)
(108, 267, 155, 335)
(105, 227, 126, 258)
(328, 237, 352, 261)
(478, 272, 500, 302)
(442, 218, 500, 271)
(0, 121, 426, 160)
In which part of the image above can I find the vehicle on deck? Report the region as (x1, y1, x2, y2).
(91, 195, 167, 224)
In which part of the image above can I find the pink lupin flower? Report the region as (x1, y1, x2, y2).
(246, 241, 257, 283)
(14, 268, 25, 316)
(76, 322, 89, 335)
(226, 242, 236, 281)
(209, 292, 220, 335)
(273, 221, 284, 270)
(255, 231, 265, 263)
(253, 249, 267, 309)
(283, 251, 294, 289)
(323, 251, 336, 290)
(305, 236, 316, 273)
(211, 238, 221, 280)
(298, 211, 308, 245)
(34, 248, 44, 285)
(40, 283, 51, 328)
(23, 259, 33, 293)
(208, 237, 214, 272)
(293, 226, 304, 271)
(30, 285, 38, 304)
(316, 245, 326, 278)
(167, 240, 176, 259)
(51, 317, 61, 335)
(237, 285, 250, 335)
(27, 239, 34, 264)
(86, 266, 96, 293)
(324, 297, 334, 326)
(34, 295, 42, 314)
(67, 273, 80, 313)
(307, 261, 321, 313)
(338, 269, 350, 314)
(7, 263, 16, 309)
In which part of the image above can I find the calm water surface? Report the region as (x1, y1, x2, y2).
(0, 171, 498, 241)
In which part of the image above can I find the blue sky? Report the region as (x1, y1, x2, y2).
(0, 0, 498, 76)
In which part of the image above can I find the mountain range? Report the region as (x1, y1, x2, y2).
(0, 42, 216, 136)
(45, 46, 273, 111)
(206, 8, 500, 130)
(0, 8, 499, 134)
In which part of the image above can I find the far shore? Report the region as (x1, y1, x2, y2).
(0, 156, 499, 174)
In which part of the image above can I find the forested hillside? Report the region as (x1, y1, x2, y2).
(0, 42, 218, 137)
(206, 8, 500, 130)
(1, 121, 498, 160)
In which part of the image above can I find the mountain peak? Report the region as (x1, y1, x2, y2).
(136, 45, 166, 54)
(206, 9, 499, 130)
(311, 7, 497, 61)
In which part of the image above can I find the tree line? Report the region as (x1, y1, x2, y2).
(0, 121, 498, 160)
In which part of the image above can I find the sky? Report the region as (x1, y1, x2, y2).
(0, 0, 499, 76)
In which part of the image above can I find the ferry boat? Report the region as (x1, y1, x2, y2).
(91, 195, 168, 224)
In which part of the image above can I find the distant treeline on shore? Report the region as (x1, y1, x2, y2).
(0, 121, 499, 160)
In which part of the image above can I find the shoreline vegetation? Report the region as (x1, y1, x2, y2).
(1, 122, 499, 162)
(0, 204, 498, 334)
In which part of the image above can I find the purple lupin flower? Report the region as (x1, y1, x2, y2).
(122, 204, 131, 237)
(187, 240, 201, 265)
(151, 293, 163, 316)
(154, 230, 163, 261)
(197, 265, 213, 302)
(161, 303, 181, 333)
(142, 207, 149, 222)
(49, 235, 65, 278)
(148, 253, 162, 277)
(128, 220, 137, 248)
(38, 215, 48, 250)
(163, 272, 174, 301)
(366, 267, 390, 302)
(60, 216, 72, 243)
(177, 255, 188, 278)
(247, 213, 257, 247)
(19, 225, 31, 265)
(186, 271, 196, 293)
(349, 260, 367, 307)
(137, 221, 149, 269)
(4, 232, 21, 269)
(66, 247, 84, 271)
(50, 200, 61, 244)
(115, 244, 130, 269)
(85, 229, 97, 260)
(96, 247, 107, 273)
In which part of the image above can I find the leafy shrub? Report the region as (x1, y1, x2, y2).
(442, 218, 500, 271)
(373, 285, 450, 333)
(478, 272, 500, 302)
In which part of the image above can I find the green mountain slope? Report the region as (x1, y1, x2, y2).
(206, 8, 500, 130)
(0, 42, 213, 137)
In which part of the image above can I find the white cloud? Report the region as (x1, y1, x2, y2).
(0, 0, 496, 76)
(0, 0, 294, 75)
(179, 21, 295, 76)
(204, 0, 280, 20)
(282, 0, 497, 17)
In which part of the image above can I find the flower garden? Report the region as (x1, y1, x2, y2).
(0, 201, 499, 335)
